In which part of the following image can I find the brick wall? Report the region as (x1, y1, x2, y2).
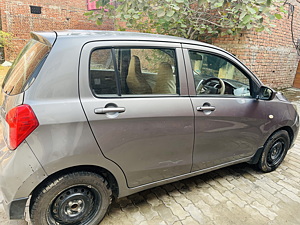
(0, 0, 114, 61)
(212, 1, 300, 89)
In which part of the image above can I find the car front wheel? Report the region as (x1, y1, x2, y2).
(257, 130, 290, 172)
(30, 171, 112, 225)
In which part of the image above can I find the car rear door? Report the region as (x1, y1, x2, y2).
(182, 45, 270, 171)
(79, 41, 194, 188)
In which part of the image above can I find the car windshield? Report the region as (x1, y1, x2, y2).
(2, 39, 51, 95)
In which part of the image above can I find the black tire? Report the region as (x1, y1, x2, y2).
(257, 130, 290, 172)
(30, 171, 112, 225)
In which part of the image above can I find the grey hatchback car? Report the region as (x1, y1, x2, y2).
(0, 30, 299, 224)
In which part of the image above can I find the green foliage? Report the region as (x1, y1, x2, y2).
(0, 31, 12, 48)
(85, 0, 286, 41)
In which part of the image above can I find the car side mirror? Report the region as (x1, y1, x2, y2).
(256, 86, 276, 100)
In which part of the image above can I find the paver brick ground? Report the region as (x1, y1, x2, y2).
(0, 89, 300, 225)
(101, 143, 300, 225)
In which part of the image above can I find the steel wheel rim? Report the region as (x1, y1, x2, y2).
(267, 138, 285, 167)
(47, 185, 101, 225)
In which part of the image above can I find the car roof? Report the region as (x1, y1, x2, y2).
(33, 30, 225, 51)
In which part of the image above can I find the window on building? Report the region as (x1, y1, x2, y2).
(87, 0, 110, 11)
(30, 6, 42, 14)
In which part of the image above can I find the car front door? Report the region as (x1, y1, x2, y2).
(79, 41, 194, 188)
(182, 45, 270, 171)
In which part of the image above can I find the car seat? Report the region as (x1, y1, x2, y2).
(153, 62, 176, 94)
(126, 55, 152, 94)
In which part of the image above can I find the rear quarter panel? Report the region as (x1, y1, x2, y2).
(23, 37, 129, 195)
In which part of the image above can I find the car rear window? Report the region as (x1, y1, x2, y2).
(90, 48, 179, 96)
(2, 39, 51, 95)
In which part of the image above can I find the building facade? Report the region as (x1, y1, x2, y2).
(212, 0, 300, 89)
(0, 0, 114, 61)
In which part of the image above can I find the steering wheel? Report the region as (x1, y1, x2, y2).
(196, 77, 225, 95)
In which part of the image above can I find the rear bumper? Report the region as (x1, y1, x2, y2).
(0, 138, 47, 220)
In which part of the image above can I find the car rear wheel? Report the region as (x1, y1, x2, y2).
(257, 130, 290, 172)
(30, 171, 112, 225)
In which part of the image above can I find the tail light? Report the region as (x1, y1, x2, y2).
(5, 105, 39, 150)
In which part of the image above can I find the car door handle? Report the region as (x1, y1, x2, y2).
(94, 107, 126, 114)
(197, 106, 216, 111)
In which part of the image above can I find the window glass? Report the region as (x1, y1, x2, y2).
(189, 51, 251, 97)
(90, 49, 118, 96)
(90, 48, 179, 96)
(2, 39, 51, 95)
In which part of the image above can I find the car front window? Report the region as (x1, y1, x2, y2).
(189, 51, 251, 97)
